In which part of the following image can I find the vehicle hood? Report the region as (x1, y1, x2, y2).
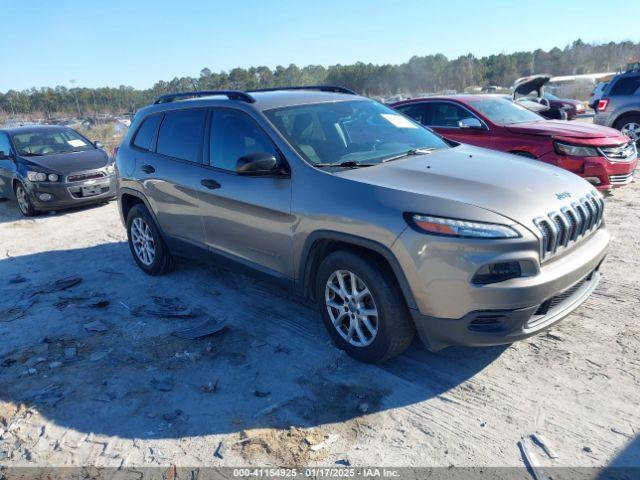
(504, 120, 626, 142)
(336, 144, 598, 228)
(19, 149, 110, 174)
(513, 75, 550, 99)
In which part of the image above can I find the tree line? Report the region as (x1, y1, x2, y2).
(1, 39, 638, 118)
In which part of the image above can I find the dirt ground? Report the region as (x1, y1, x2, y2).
(0, 176, 638, 471)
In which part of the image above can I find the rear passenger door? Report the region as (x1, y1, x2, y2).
(132, 108, 209, 249)
(199, 108, 294, 278)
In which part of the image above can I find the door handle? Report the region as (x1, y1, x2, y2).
(141, 164, 155, 174)
(201, 179, 221, 190)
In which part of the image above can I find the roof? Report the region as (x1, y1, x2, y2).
(0, 124, 71, 135)
(391, 94, 507, 106)
(144, 89, 364, 115)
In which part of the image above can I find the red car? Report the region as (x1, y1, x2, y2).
(391, 95, 637, 190)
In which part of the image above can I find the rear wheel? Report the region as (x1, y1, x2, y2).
(614, 115, 640, 145)
(14, 182, 36, 217)
(126, 204, 173, 275)
(316, 250, 415, 363)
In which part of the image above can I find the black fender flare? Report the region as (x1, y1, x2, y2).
(297, 230, 418, 310)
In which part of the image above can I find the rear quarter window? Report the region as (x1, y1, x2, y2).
(132, 114, 163, 151)
(610, 76, 640, 96)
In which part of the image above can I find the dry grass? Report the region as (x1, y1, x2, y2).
(75, 122, 127, 155)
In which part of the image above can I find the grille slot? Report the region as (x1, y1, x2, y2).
(599, 142, 637, 162)
(609, 172, 634, 185)
(66, 171, 107, 183)
(534, 193, 604, 261)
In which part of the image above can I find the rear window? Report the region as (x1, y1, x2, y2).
(610, 76, 640, 96)
(156, 109, 206, 162)
(132, 114, 162, 151)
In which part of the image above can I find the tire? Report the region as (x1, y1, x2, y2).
(126, 204, 173, 275)
(14, 182, 37, 217)
(316, 250, 415, 363)
(614, 115, 640, 145)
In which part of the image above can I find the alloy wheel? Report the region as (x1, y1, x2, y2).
(16, 185, 29, 215)
(131, 217, 156, 266)
(325, 269, 379, 347)
(621, 122, 640, 142)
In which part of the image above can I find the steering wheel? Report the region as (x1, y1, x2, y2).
(538, 97, 550, 108)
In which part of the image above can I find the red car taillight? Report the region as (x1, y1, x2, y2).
(597, 99, 609, 111)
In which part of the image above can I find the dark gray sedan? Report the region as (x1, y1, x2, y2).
(0, 125, 116, 216)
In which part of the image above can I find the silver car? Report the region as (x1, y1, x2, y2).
(116, 87, 609, 363)
(594, 72, 640, 144)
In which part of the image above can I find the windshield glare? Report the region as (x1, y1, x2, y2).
(264, 100, 448, 166)
(467, 98, 543, 125)
(12, 129, 93, 156)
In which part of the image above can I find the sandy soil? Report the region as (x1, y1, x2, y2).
(0, 177, 638, 471)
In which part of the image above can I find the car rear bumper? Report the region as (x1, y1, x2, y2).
(25, 175, 117, 210)
(538, 151, 637, 190)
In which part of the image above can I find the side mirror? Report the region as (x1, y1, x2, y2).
(0, 150, 11, 160)
(236, 152, 283, 176)
(458, 118, 484, 130)
(94, 141, 104, 149)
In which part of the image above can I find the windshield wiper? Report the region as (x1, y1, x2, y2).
(315, 161, 376, 168)
(21, 152, 43, 156)
(381, 147, 437, 163)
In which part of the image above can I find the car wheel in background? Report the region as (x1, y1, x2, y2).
(615, 115, 640, 145)
(14, 182, 37, 217)
(126, 204, 173, 275)
(316, 250, 415, 363)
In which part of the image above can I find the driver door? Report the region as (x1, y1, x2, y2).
(198, 108, 295, 278)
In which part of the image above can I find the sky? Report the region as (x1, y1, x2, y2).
(3, 0, 638, 92)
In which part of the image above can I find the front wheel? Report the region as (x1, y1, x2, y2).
(316, 250, 415, 363)
(126, 204, 173, 275)
(14, 182, 37, 217)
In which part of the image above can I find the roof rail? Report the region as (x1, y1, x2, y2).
(153, 90, 256, 104)
(247, 85, 357, 95)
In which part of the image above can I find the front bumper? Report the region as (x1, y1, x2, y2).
(393, 223, 609, 351)
(26, 175, 117, 210)
(537, 151, 637, 190)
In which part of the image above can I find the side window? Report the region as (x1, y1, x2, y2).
(610, 77, 640, 96)
(0, 133, 12, 156)
(396, 103, 437, 126)
(132, 114, 163, 151)
(156, 109, 206, 162)
(430, 102, 474, 127)
(210, 110, 278, 172)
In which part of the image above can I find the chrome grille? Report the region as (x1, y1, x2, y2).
(609, 172, 634, 185)
(599, 142, 637, 162)
(533, 192, 604, 261)
(66, 171, 107, 183)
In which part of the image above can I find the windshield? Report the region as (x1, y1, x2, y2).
(466, 98, 544, 125)
(264, 100, 448, 166)
(11, 129, 94, 156)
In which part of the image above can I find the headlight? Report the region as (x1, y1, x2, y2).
(554, 141, 599, 157)
(407, 214, 520, 239)
(27, 171, 47, 182)
(105, 163, 116, 174)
